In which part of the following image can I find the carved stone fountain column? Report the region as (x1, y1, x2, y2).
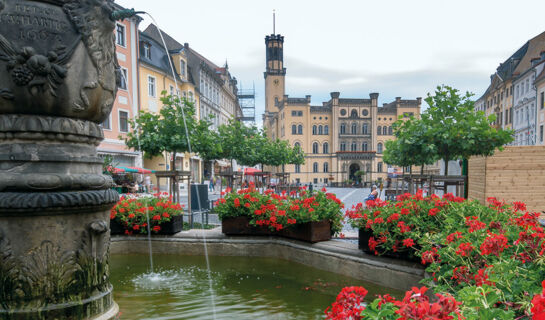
(0, 0, 120, 319)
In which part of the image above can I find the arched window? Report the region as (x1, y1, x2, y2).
(323, 142, 329, 154)
(378, 162, 383, 173)
(383, 126, 388, 135)
(362, 123, 368, 134)
(340, 123, 346, 134)
(377, 142, 383, 154)
(292, 125, 297, 134)
(366, 163, 371, 172)
(313, 162, 318, 173)
(318, 125, 323, 135)
(324, 125, 329, 135)
(388, 126, 393, 135)
(340, 142, 346, 151)
(312, 142, 319, 154)
(362, 142, 368, 151)
(377, 126, 382, 135)
(312, 125, 317, 135)
(351, 123, 357, 134)
(295, 164, 301, 173)
(297, 124, 303, 134)
(351, 142, 357, 151)
(323, 162, 329, 173)
(350, 109, 358, 118)
(294, 142, 301, 148)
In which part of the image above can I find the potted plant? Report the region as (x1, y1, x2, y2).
(110, 193, 183, 235)
(214, 185, 344, 242)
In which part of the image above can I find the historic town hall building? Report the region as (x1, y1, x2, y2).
(262, 33, 421, 185)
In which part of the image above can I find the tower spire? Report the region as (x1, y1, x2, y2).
(273, 9, 275, 34)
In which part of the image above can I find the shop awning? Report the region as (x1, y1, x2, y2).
(113, 166, 154, 174)
(244, 168, 261, 176)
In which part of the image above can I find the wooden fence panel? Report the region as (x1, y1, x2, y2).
(468, 146, 545, 216)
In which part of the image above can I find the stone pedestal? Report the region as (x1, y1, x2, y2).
(0, 0, 121, 319)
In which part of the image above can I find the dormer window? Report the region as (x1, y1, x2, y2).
(180, 60, 186, 77)
(143, 42, 151, 59)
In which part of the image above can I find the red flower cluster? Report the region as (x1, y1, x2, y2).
(324, 286, 368, 320)
(393, 287, 461, 320)
(531, 280, 545, 320)
(465, 216, 486, 233)
(480, 233, 509, 256)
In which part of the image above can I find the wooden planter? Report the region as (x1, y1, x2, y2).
(279, 220, 331, 243)
(221, 216, 273, 236)
(221, 216, 331, 243)
(110, 215, 183, 235)
(358, 228, 420, 262)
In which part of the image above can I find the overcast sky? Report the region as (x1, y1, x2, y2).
(116, 0, 545, 124)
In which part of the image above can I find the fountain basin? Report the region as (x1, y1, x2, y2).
(111, 228, 425, 293)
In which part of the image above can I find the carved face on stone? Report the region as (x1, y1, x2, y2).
(0, 0, 118, 123)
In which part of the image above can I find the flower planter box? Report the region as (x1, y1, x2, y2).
(110, 215, 183, 235)
(358, 228, 420, 262)
(279, 220, 331, 243)
(158, 215, 183, 234)
(221, 216, 273, 236)
(222, 216, 331, 242)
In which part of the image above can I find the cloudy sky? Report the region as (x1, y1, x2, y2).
(116, 0, 545, 124)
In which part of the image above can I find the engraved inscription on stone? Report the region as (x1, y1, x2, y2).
(0, 1, 78, 55)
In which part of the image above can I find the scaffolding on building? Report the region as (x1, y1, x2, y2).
(237, 82, 256, 122)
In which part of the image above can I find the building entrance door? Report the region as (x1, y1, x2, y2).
(349, 163, 360, 183)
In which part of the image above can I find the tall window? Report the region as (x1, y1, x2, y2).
(340, 142, 346, 151)
(119, 110, 129, 133)
(291, 111, 297, 116)
(377, 162, 383, 173)
(340, 123, 346, 134)
(312, 125, 317, 135)
(323, 142, 329, 154)
(119, 68, 128, 90)
(362, 142, 368, 151)
(143, 43, 151, 59)
(295, 164, 301, 173)
(351, 142, 357, 151)
(188, 91, 194, 102)
(180, 60, 186, 76)
(297, 125, 303, 135)
(377, 126, 382, 135)
(377, 142, 383, 153)
(169, 85, 174, 96)
(383, 126, 388, 135)
(312, 142, 319, 154)
(324, 125, 329, 135)
(294, 142, 301, 149)
(362, 123, 368, 134)
(323, 162, 329, 173)
(540, 125, 544, 143)
(313, 162, 318, 173)
(292, 125, 297, 134)
(541, 92, 544, 109)
(148, 76, 156, 97)
(351, 123, 357, 134)
(101, 115, 111, 130)
(116, 23, 126, 47)
(318, 125, 323, 135)
(388, 126, 393, 135)
(350, 109, 358, 118)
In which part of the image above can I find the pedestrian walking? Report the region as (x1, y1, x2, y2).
(209, 176, 215, 192)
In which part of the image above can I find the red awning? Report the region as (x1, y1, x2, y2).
(244, 168, 261, 176)
(126, 166, 153, 174)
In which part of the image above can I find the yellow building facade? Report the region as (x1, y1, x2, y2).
(263, 33, 421, 186)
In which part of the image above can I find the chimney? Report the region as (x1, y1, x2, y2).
(330, 92, 340, 99)
(369, 93, 379, 100)
(305, 95, 311, 103)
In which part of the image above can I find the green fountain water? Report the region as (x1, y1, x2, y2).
(110, 254, 401, 320)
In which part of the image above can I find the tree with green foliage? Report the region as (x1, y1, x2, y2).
(123, 93, 217, 192)
(422, 85, 513, 175)
(383, 116, 438, 175)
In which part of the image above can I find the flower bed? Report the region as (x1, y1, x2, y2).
(343, 191, 545, 318)
(110, 193, 183, 235)
(214, 185, 344, 242)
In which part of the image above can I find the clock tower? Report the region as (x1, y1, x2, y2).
(264, 33, 286, 114)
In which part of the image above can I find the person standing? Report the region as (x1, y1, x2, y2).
(209, 176, 215, 192)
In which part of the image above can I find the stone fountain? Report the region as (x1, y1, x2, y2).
(0, 0, 121, 318)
